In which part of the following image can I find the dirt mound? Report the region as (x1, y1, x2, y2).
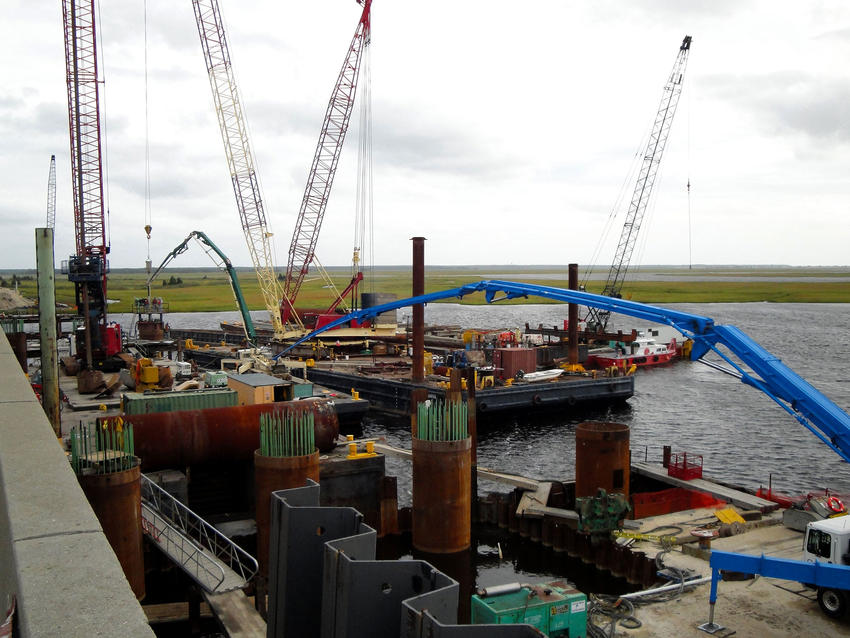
(0, 289, 34, 311)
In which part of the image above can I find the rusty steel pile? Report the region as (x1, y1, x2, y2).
(69, 422, 145, 600)
(412, 396, 472, 554)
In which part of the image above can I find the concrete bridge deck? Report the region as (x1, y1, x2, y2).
(0, 329, 153, 637)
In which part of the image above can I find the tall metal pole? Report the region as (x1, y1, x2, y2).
(465, 366, 478, 522)
(36, 228, 61, 436)
(568, 263, 579, 366)
(411, 237, 425, 383)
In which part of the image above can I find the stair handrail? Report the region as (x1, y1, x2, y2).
(141, 474, 259, 591)
(141, 501, 227, 592)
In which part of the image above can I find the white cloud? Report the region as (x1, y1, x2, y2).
(2, 0, 849, 270)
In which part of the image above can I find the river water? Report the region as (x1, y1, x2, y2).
(118, 302, 850, 498)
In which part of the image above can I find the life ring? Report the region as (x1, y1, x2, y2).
(827, 496, 844, 513)
(644, 348, 650, 355)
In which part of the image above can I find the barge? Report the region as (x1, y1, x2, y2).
(306, 362, 633, 416)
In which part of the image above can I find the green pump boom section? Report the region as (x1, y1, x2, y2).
(275, 279, 850, 464)
(146, 231, 256, 343)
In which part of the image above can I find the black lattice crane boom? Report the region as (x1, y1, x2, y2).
(587, 36, 692, 331)
(281, 0, 372, 328)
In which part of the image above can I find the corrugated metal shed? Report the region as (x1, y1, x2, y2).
(492, 348, 538, 380)
(122, 389, 238, 415)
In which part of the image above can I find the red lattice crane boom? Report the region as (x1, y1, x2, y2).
(61, 0, 111, 368)
(281, 0, 372, 328)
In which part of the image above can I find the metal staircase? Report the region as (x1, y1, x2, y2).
(140, 474, 258, 594)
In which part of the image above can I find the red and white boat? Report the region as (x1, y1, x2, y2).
(587, 334, 679, 369)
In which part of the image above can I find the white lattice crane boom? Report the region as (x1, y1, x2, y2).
(46, 155, 57, 229)
(192, 0, 284, 337)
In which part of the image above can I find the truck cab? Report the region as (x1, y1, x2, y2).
(804, 515, 850, 565)
(803, 515, 850, 617)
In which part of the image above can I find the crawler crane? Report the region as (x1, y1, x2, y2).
(61, 0, 121, 385)
(585, 36, 692, 331)
(281, 0, 372, 330)
(192, 0, 285, 337)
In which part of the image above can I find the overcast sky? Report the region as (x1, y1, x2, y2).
(3, 0, 850, 271)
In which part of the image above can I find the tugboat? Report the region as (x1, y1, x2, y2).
(586, 333, 679, 369)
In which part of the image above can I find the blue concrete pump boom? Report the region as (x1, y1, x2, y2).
(275, 279, 850, 463)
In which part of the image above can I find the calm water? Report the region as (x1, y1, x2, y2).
(118, 302, 850, 496)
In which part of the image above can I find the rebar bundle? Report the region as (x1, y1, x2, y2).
(416, 398, 468, 441)
(259, 412, 315, 457)
(70, 421, 136, 475)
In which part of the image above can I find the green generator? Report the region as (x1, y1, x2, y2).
(470, 581, 587, 637)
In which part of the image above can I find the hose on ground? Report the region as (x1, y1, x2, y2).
(587, 594, 642, 637)
(587, 547, 699, 635)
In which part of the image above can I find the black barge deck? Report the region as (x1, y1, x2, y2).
(305, 366, 634, 417)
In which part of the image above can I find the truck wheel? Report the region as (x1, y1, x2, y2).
(817, 587, 848, 619)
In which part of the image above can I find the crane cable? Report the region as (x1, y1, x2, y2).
(581, 118, 653, 291)
(630, 145, 669, 281)
(95, 0, 112, 253)
(353, 26, 373, 294)
(144, 0, 152, 267)
(687, 69, 693, 270)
